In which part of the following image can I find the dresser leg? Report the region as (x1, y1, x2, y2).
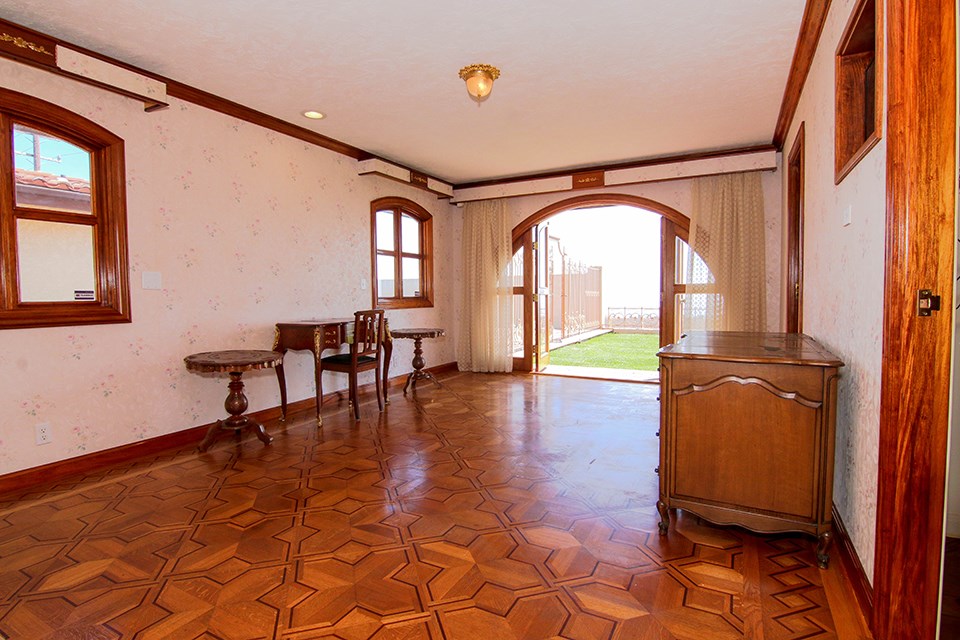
(657, 500, 669, 535)
(816, 530, 833, 569)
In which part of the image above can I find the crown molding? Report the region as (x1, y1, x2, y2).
(451, 145, 777, 204)
(772, 0, 832, 149)
(0, 17, 454, 198)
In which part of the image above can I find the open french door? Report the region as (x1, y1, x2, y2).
(511, 223, 552, 372)
(660, 218, 687, 348)
(514, 214, 685, 370)
(534, 223, 551, 371)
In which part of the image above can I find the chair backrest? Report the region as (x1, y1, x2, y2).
(352, 309, 385, 361)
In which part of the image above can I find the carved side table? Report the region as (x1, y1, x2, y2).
(390, 327, 445, 394)
(184, 349, 283, 452)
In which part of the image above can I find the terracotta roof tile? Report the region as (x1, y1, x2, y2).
(14, 168, 90, 194)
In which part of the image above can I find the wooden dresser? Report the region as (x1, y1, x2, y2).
(656, 332, 843, 568)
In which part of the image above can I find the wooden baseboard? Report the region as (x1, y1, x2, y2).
(0, 362, 458, 497)
(832, 504, 875, 629)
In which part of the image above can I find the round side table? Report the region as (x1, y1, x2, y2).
(390, 328, 445, 394)
(184, 349, 283, 452)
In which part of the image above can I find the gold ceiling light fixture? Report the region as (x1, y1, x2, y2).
(458, 63, 500, 105)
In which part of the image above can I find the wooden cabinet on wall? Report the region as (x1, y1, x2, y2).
(656, 332, 843, 568)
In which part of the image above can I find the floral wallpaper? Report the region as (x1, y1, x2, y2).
(781, 0, 885, 583)
(0, 58, 460, 474)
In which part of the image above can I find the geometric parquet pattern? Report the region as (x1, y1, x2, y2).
(0, 373, 870, 639)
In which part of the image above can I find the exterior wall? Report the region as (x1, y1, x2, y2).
(781, 0, 886, 582)
(0, 58, 460, 474)
(498, 172, 783, 332)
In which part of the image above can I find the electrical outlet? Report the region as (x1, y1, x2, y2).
(35, 423, 51, 446)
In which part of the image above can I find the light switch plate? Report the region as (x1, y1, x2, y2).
(842, 204, 852, 227)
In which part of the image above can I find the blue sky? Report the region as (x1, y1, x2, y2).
(12, 124, 90, 180)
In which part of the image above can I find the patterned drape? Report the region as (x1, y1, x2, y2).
(457, 199, 514, 372)
(683, 171, 767, 332)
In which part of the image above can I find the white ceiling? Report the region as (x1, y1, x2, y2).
(0, 1, 806, 184)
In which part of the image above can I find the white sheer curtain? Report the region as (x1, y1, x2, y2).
(457, 199, 514, 372)
(683, 171, 766, 333)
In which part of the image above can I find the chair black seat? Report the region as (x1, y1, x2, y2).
(322, 353, 377, 366)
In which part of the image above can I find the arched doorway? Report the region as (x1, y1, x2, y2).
(510, 194, 691, 373)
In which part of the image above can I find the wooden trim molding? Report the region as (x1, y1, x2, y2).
(0, 17, 455, 196)
(834, 0, 884, 184)
(874, 0, 956, 636)
(511, 194, 690, 248)
(0, 363, 459, 496)
(457, 145, 776, 191)
(773, 0, 832, 149)
(0, 20, 56, 69)
(786, 122, 806, 333)
(832, 504, 874, 626)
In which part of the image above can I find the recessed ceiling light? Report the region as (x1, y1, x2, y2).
(302, 110, 325, 120)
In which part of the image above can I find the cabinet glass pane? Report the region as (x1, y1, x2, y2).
(17, 219, 96, 302)
(676, 238, 712, 285)
(377, 254, 395, 297)
(376, 210, 395, 251)
(512, 294, 525, 357)
(402, 257, 421, 297)
(511, 247, 524, 287)
(400, 213, 420, 253)
(13, 124, 92, 214)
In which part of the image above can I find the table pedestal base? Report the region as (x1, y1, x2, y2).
(199, 372, 274, 452)
(402, 336, 442, 395)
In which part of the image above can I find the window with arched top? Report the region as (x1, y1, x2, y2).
(0, 88, 130, 329)
(370, 197, 433, 309)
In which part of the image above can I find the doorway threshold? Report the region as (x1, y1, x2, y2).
(537, 364, 659, 384)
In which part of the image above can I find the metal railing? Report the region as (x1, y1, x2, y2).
(605, 307, 660, 331)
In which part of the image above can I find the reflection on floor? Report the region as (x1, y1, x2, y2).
(539, 363, 659, 383)
(0, 372, 869, 639)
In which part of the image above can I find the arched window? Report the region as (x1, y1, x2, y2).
(0, 88, 130, 329)
(370, 197, 433, 309)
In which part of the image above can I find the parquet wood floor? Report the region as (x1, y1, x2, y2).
(0, 373, 871, 639)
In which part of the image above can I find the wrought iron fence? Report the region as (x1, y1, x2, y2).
(605, 307, 660, 331)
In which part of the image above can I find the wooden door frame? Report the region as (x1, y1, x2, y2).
(535, 223, 551, 371)
(514, 229, 535, 372)
(660, 218, 690, 347)
(511, 193, 691, 370)
(873, 0, 956, 636)
(786, 122, 806, 333)
(511, 194, 690, 247)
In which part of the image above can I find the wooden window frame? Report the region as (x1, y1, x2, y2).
(370, 197, 433, 309)
(0, 87, 130, 329)
(834, 0, 883, 184)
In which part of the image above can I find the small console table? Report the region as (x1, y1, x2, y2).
(274, 318, 394, 425)
(184, 349, 283, 452)
(390, 327, 445, 394)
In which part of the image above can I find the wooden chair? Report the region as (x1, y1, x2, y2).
(318, 309, 385, 421)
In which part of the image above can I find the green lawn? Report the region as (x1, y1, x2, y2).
(548, 332, 660, 371)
